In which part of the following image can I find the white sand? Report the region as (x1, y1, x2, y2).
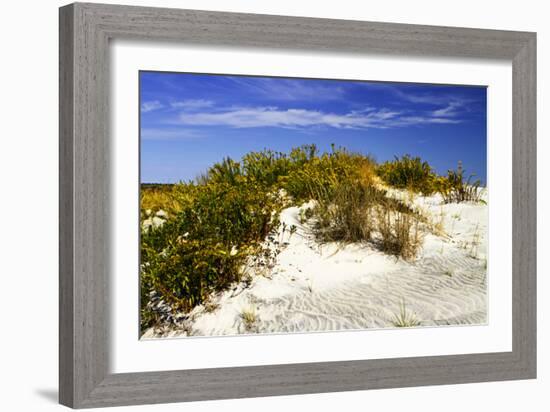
(143, 191, 487, 338)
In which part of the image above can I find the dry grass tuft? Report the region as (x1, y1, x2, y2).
(391, 300, 421, 327)
(375, 207, 423, 261)
(240, 307, 259, 332)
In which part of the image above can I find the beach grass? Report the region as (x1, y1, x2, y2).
(391, 300, 421, 328)
(139, 144, 484, 334)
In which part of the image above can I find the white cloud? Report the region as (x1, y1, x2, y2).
(176, 106, 461, 129)
(170, 99, 214, 110)
(396, 116, 461, 125)
(141, 128, 203, 140)
(141, 100, 163, 113)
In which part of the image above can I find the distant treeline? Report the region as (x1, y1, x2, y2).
(141, 183, 175, 190)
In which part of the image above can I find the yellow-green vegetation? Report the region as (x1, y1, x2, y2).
(391, 300, 421, 328)
(140, 145, 485, 333)
(437, 161, 485, 204)
(377, 156, 485, 203)
(240, 307, 259, 332)
(140, 178, 282, 330)
(377, 154, 438, 195)
(375, 207, 423, 261)
(141, 184, 181, 217)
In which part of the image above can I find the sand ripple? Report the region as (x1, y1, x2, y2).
(143, 195, 488, 339)
(249, 248, 486, 334)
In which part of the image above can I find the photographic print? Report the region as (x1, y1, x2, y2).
(139, 71, 487, 339)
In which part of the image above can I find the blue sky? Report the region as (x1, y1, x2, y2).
(140, 71, 487, 184)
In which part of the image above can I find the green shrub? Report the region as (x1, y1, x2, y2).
(377, 154, 437, 195)
(241, 149, 291, 188)
(204, 145, 322, 190)
(140, 179, 283, 331)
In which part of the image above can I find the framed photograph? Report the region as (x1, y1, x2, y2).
(59, 2, 536, 408)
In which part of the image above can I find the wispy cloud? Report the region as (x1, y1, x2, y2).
(141, 100, 164, 113)
(141, 128, 203, 140)
(176, 106, 460, 130)
(170, 99, 214, 110)
(363, 83, 479, 108)
(227, 77, 346, 101)
(391, 88, 450, 105)
(432, 101, 463, 118)
(395, 116, 461, 125)
(366, 84, 479, 121)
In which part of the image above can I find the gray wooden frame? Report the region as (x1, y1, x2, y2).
(59, 2, 536, 409)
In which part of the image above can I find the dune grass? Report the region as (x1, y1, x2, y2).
(438, 161, 485, 204)
(391, 300, 421, 328)
(140, 144, 484, 333)
(240, 307, 259, 332)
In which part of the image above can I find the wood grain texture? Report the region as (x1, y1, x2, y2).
(59, 4, 74, 407)
(512, 35, 537, 374)
(59, 2, 537, 408)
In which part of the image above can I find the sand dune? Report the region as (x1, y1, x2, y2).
(142, 192, 487, 339)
